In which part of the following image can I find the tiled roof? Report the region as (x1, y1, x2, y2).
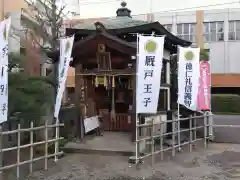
(71, 16, 152, 30)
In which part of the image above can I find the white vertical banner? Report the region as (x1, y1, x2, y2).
(136, 35, 165, 114)
(178, 46, 200, 111)
(54, 35, 74, 118)
(0, 18, 11, 123)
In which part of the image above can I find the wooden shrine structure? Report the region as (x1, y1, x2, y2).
(50, 2, 192, 140)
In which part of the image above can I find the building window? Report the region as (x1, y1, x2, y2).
(177, 23, 196, 42)
(163, 24, 172, 32)
(203, 21, 224, 42)
(229, 20, 240, 40)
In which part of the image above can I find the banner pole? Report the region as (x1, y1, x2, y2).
(54, 117, 59, 162)
(177, 46, 181, 151)
(209, 60, 213, 138)
(177, 101, 180, 149)
(135, 33, 139, 165)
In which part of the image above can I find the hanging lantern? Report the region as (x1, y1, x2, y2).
(112, 76, 115, 88)
(95, 76, 99, 87)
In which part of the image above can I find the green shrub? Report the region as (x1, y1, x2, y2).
(212, 94, 240, 114)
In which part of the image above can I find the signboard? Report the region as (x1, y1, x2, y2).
(84, 116, 100, 133)
(178, 47, 200, 111)
(136, 35, 165, 113)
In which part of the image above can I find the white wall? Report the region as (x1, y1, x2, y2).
(204, 41, 240, 73)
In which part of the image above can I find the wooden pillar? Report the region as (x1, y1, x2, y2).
(196, 10, 204, 49)
(74, 64, 85, 140)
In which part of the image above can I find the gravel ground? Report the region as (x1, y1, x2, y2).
(24, 143, 240, 180)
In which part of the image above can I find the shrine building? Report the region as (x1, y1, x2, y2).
(50, 2, 192, 140)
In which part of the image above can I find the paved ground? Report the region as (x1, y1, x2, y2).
(26, 143, 240, 180)
(213, 115, 240, 143)
(64, 132, 135, 156)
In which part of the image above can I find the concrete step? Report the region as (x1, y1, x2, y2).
(63, 146, 135, 156)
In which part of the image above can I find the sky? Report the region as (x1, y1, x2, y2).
(76, 0, 240, 18)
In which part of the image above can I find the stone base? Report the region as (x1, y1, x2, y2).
(128, 156, 144, 164)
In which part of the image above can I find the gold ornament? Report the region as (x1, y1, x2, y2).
(3, 26, 6, 41)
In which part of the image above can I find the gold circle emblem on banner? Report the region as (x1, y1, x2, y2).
(3, 25, 7, 41)
(184, 51, 194, 61)
(144, 40, 157, 53)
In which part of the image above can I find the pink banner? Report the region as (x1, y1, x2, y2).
(197, 61, 211, 111)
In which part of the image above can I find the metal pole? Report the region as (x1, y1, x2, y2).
(193, 113, 197, 149)
(0, 126, 3, 180)
(135, 33, 139, 165)
(177, 102, 181, 152)
(0, 4, 4, 179)
(189, 115, 193, 152)
(54, 117, 59, 162)
(203, 112, 207, 148)
(44, 119, 48, 170)
(209, 59, 213, 138)
(16, 124, 20, 179)
(171, 115, 175, 157)
(151, 118, 154, 167)
(135, 114, 139, 166)
(29, 122, 33, 173)
(176, 46, 181, 152)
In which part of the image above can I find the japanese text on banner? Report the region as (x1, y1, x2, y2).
(178, 47, 200, 111)
(0, 18, 11, 123)
(136, 35, 165, 114)
(184, 62, 193, 107)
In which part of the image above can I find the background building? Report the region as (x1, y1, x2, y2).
(0, 0, 53, 76)
(0, 0, 80, 78)
(68, 8, 240, 94)
(152, 8, 240, 92)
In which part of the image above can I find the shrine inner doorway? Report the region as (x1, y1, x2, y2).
(94, 76, 133, 132)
